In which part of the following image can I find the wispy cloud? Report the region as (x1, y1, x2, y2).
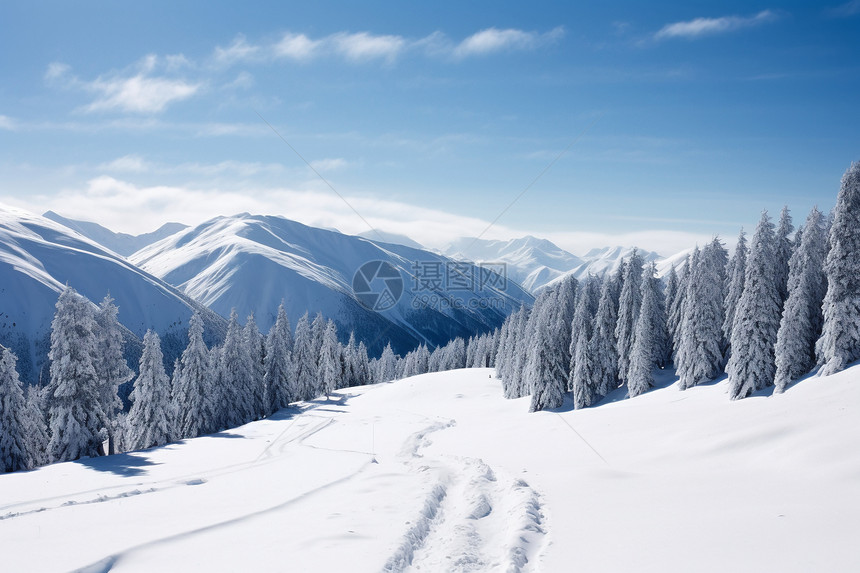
(309, 157, 351, 172)
(0, 115, 15, 130)
(454, 27, 564, 57)
(46, 55, 201, 114)
(214, 27, 563, 66)
(827, 0, 860, 17)
(655, 10, 779, 40)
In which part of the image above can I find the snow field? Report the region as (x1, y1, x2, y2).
(1, 366, 859, 572)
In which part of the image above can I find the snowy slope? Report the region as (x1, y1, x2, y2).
(358, 229, 425, 250)
(2, 366, 858, 572)
(43, 211, 187, 257)
(131, 214, 533, 355)
(444, 236, 585, 293)
(0, 205, 225, 382)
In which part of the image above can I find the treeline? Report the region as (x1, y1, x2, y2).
(497, 161, 860, 412)
(0, 287, 499, 472)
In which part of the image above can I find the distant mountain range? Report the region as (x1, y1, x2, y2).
(443, 237, 660, 292)
(130, 214, 533, 356)
(43, 211, 187, 257)
(1, 206, 676, 383)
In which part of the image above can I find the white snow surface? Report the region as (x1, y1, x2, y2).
(2, 366, 859, 572)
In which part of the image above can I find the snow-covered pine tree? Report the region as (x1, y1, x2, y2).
(126, 330, 172, 450)
(172, 311, 214, 439)
(292, 313, 317, 400)
(23, 384, 49, 466)
(627, 262, 667, 398)
(588, 278, 620, 399)
(264, 304, 294, 413)
(495, 309, 515, 393)
(0, 347, 35, 472)
(723, 229, 748, 348)
(615, 250, 644, 382)
(93, 294, 134, 455)
(727, 212, 781, 399)
(551, 275, 579, 375)
(568, 277, 599, 391)
(527, 304, 566, 412)
(377, 343, 398, 383)
(817, 162, 860, 376)
(775, 207, 828, 392)
(508, 306, 532, 398)
(667, 254, 691, 357)
(663, 265, 679, 348)
(675, 240, 727, 390)
(319, 320, 341, 398)
(775, 206, 795, 307)
(354, 341, 372, 386)
(243, 314, 266, 420)
(47, 286, 105, 462)
(219, 310, 254, 426)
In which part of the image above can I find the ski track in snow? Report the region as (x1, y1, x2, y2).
(382, 417, 547, 573)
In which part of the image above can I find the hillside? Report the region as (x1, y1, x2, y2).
(0, 205, 226, 383)
(1, 366, 857, 572)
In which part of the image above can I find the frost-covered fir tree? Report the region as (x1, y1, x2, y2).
(775, 206, 795, 307)
(377, 343, 398, 383)
(93, 294, 134, 455)
(727, 212, 781, 399)
(615, 250, 644, 382)
(319, 320, 341, 398)
(667, 255, 691, 357)
(354, 341, 372, 386)
(244, 314, 266, 419)
(219, 310, 255, 426)
(47, 286, 105, 462)
(723, 229, 748, 346)
(551, 276, 579, 375)
(527, 305, 566, 412)
(663, 265, 679, 350)
(172, 311, 214, 439)
(775, 207, 827, 392)
(0, 347, 35, 472)
(627, 263, 668, 398)
(817, 162, 860, 376)
(676, 239, 728, 390)
(588, 278, 620, 399)
(127, 331, 173, 450)
(292, 313, 318, 401)
(264, 303, 294, 413)
(23, 385, 49, 467)
(568, 277, 599, 390)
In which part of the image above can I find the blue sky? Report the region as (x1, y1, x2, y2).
(1, 1, 858, 255)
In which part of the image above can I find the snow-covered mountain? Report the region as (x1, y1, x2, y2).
(0, 206, 226, 383)
(43, 211, 187, 257)
(131, 214, 533, 355)
(444, 237, 662, 292)
(443, 236, 585, 293)
(357, 229, 424, 250)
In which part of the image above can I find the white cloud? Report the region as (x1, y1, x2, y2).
(10, 175, 705, 256)
(829, 0, 860, 17)
(309, 158, 350, 172)
(273, 33, 322, 61)
(454, 27, 564, 57)
(45, 57, 201, 114)
(0, 115, 15, 130)
(216, 27, 562, 66)
(98, 154, 148, 172)
(655, 10, 779, 40)
(85, 73, 200, 114)
(213, 35, 262, 66)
